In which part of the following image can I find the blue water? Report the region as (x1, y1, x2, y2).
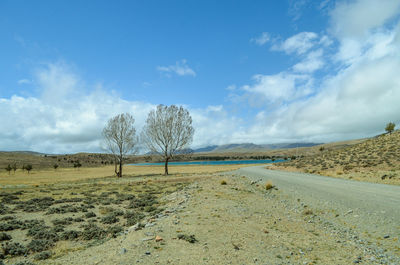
(129, 159, 285, 166)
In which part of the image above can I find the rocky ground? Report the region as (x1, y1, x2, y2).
(3, 171, 398, 265)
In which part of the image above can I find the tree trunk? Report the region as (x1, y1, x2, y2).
(164, 157, 169, 175)
(114, 158, 119, 177)
(119, 156, 123, 178)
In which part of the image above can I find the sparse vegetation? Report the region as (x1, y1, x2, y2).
(274, 130, 400, 185)
(34, 250, 52, 260)
(177, 233, 198, 243)
(0, 169, 197, 262)
(385, 122, 395, 134)
(265, 181, 274, 190)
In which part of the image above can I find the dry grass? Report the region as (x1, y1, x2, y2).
(0, 164, 247, 186)
(274, 131, 400, 185)
(265, 181, 274, 190)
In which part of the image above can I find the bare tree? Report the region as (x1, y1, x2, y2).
(142, 104, 194, 175)
(102, 113, 138, 177)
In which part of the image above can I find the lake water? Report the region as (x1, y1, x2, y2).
(129, 159, 285, 166)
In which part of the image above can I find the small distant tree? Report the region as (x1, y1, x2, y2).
(73, 161, 82, 170)
(53, 163, 59, 171)
(5, 164, 12, 175)
(11, 163, 17, 174)
(385, 122, 395, 134)
(25, 164, 33, 174)
(102, 113, 138, 178)
(319, 146, 325, 152)
(142, 105, 194, 175)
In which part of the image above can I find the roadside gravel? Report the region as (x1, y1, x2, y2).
(235, 166, 400, 264)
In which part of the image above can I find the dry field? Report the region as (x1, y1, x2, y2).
(0, 164, 245, 186)
(4, 172, 397, 265)
(273, 131, 400, 185)
(0, 164, 248, 264)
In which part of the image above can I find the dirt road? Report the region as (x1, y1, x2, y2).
(237, 166, 400, 220)
(235, 165, 400, 263)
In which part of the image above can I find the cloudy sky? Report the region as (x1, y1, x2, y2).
(1, 0, 400, 153)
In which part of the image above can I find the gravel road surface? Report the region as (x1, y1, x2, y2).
(237, 166, 400, 220)
(235, 166, 400, 264)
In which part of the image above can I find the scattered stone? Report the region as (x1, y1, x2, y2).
(141, 237, 154, 242)
(120, 248, 127, 254)
(383, 235, 390, 239)
(155, 235, 163, 242)
(145, 251, 151, 255)
(145, 223, 155, 228)
(345, 210, 353, 215)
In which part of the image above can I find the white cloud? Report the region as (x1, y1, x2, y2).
(35, 61, 81, 103)
(225, 84, 236, 91)
(288, 0, 310, 21)
(293, 49, 325, 73)
(236, 0, 400, 144)
(157, 59, 196, 77)
(0, 62, 239, 152)
(330, 0, 400, 39)
(191, 105, 243, 147)
(242, 72, 313, 103)
(271, 32, 318, 55)
(17, 79, 31, 85)
(251, 32, 270, 46)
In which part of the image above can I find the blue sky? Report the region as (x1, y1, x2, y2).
(1, 0, 400, 153)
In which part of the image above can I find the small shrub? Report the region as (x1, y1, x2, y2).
(124, 211, 145, 226)
(52, 225, 65, 233)
(27, 224, 59, 242)
(51, 217, 73, 226)
(144, 206, 157, 212)
(80, 223, 106, 240)
(101, 215, 119, 224)
(107, 225, 123, 238)
(27, 239, 54, 252)
(34, 250, 52, 260)
(177, 233, 197, 243)
(1, 242, 28, 256)
(265, 181, 274, 190)
(85, 211, 96, 218)
(0, 216, 15, 221)
(0, 232, 12, 241)
(60, 230, 80, 240)
(303, 209, 313, 215)
(74, 217, 85, 222)
(220, 180, 227, 185)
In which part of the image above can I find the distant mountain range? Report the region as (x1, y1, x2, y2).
(0, 151, 44, 155)
(192, 142, 321, 153)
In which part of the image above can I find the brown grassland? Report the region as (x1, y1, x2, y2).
(0, 164, 250, 263)
(0, 165, 245, 186)
(272, 130, 400, 185)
